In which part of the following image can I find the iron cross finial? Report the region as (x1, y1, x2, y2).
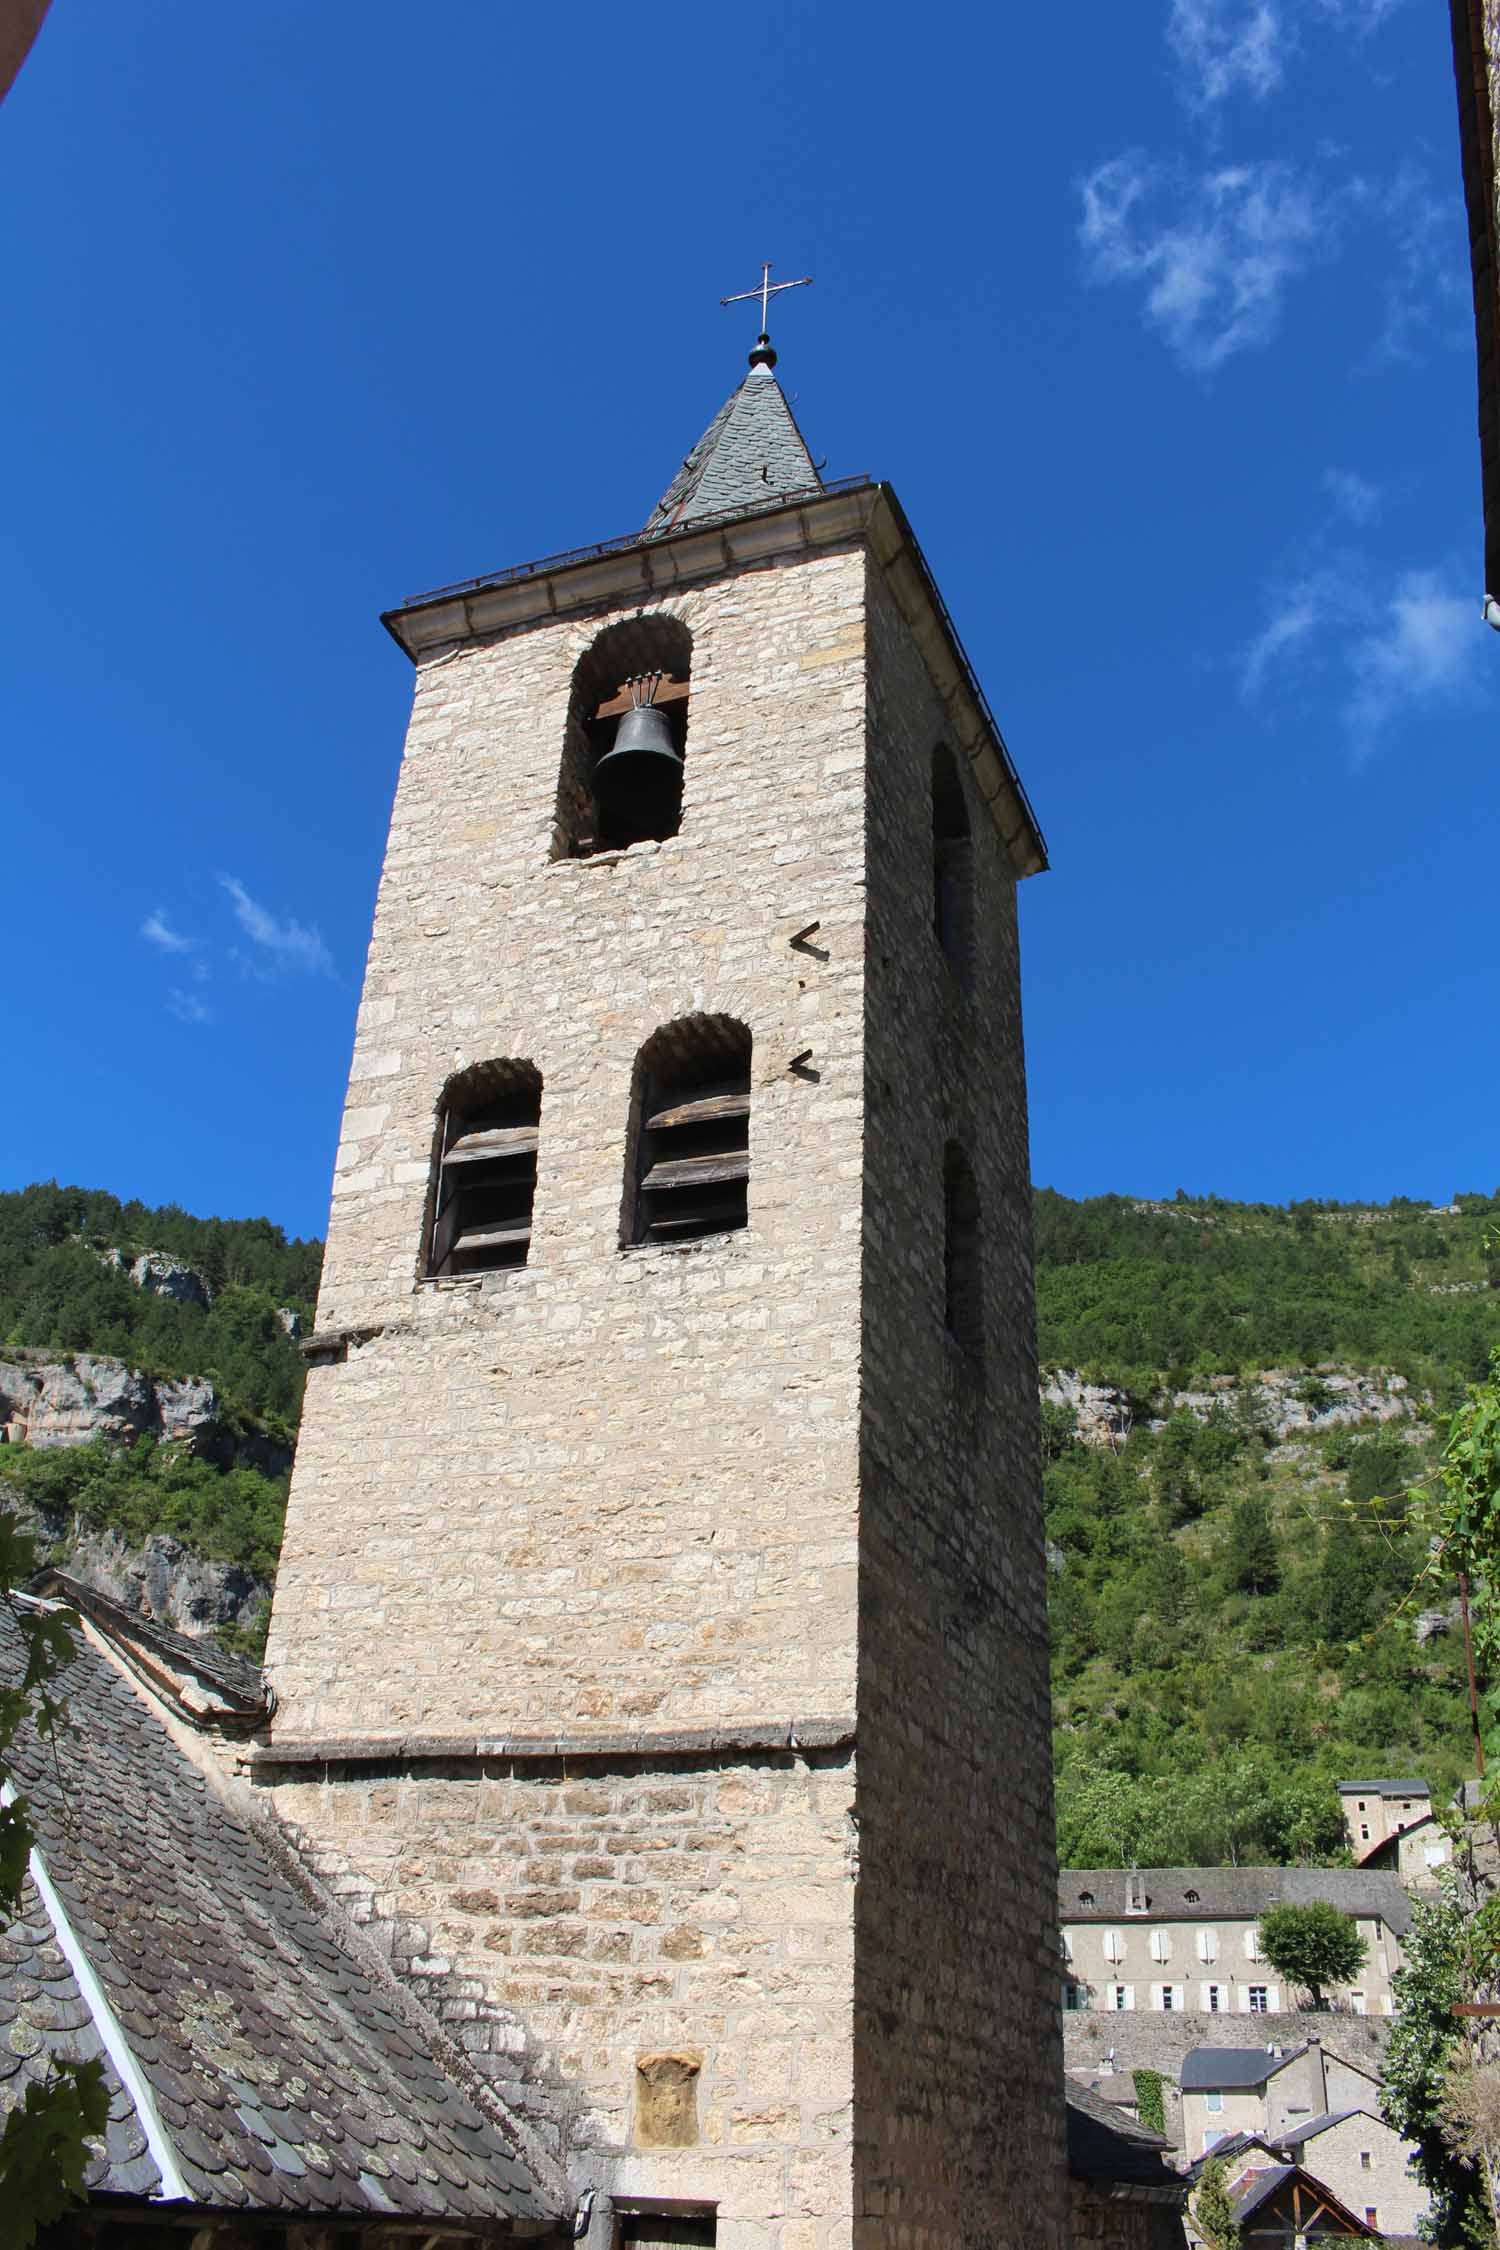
(720, 261, 812, 369)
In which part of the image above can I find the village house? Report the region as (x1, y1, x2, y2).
(1059, 1868, 1412, 2016)
(1337, 1779, 1452, 1885)
(1181, 2037, 1428, 2238)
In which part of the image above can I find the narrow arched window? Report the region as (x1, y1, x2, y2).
(426, 1061, 541, 1277)
(625, 1016, 751, 1246)
(554, 615, 692, 857)
(943, 1141, 982, 1360)
(932, 745, 974, 987)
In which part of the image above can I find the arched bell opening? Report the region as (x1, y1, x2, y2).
(553, 615, 694, 858)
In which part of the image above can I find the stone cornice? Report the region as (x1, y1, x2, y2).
(381, 482, 1047, 877)
(247, 1716, 856, 1775)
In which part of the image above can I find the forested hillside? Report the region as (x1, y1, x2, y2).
(1037, 1190, 1500, 1868)
(0, 1182, 320, 1628)
(2, 1178, 1497, 1860)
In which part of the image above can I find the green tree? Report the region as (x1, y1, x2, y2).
(0, 1509, 108, 2242)
(1223, 1494, 1280, 1595)
(1192, 2155, 1240, 2250)
(1382, 1884, 1500, 2249)
(1257, 1900, 1366, 2007)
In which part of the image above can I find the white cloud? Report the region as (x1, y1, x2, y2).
(1168, 0, 1285, 109)
(219, 875, 335, 979)
(1239, 568, 1345, 699)
(1240, 552, 1481, 756)
(1366, 162, 1468, 364)
(167, 986, 214, 1027)
(1323, 469, 1382, 527)
(1345, 570, 1477, 754)
(141, 908, 194, 954)
(1079, 153, 1328, 372)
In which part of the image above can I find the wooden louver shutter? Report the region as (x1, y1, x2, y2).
(637, 1078, 749, 1243)
(430, 1094, 540, 1276)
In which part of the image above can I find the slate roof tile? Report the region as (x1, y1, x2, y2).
(643, 362, 822, 536)
(0, 1604, 558, 2230)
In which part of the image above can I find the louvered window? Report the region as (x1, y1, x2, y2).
(628, 1018, 750, 1247)
(427, 1064, 541, 1277)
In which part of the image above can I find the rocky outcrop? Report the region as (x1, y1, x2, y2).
(1042, 1366, 1417, 1450)
(100, 1246, 213, 1308)
(27, 1518, 269, 1636)
(0, 1352, 291, 1476)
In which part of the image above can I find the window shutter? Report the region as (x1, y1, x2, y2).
(1150, 1928, 1170, 1964)
(1197, 1927, 1218, 1964)
(1244, 1926, 1261, 1960)
(1103, 1928, 1122, 1963)
(428, 1070, 542, 1278)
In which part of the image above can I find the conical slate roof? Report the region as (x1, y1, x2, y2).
(644, 360, 822, 536)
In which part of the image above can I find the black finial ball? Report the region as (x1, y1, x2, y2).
(748, 332, 778, 369)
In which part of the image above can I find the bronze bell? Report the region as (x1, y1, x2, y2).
(593, 675, 684, 845)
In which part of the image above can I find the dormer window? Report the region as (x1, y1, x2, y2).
(555, 615, 691, 857)
(1078, 1890, 1095, 1907)
(1185, 1889, 1200, 1903)
(1125, 1873, 1147, 1915)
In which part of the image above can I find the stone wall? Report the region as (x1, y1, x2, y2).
(262, 1748, 856, 2248)
(265, 544, 870, 1741)
(1070, 2180, 1184, 2250)
(1064, 2006, 1390, 2084)
(849, 565, 1066, 2250)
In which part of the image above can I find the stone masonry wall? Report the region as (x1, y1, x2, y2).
(264, 544, 869, 1740)
(848, 562, 1067, 2250)
(264, 1750, 857, 2250)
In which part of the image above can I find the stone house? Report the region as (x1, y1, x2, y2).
(1060, 1868, 1411, 2016)
(1177, 2034, 1426, 2232)
(1337, 1778, 1436, 1859)
(1357, 1810, 1453, 1888)
(1200, 2160, 1377, 2248)
(1180, 2039, 1385, 2161)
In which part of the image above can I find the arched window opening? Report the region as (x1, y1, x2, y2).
(554, 615, 693, 858)
(426, 1060, 542, 1277)
(626, 1016, 751, 1247)
(932, 745, 974, 987)
(943, 1141, 982, 1360)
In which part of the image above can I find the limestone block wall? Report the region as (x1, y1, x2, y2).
(1063, 2009, 1390, 2084)
(849, 564, 1067, 2250)
(265, 545, 870, 1740)
(264, 1750, 857, 2250)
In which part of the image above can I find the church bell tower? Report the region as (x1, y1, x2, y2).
(254, 298, 1067, 2250)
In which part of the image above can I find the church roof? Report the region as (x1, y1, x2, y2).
(0, 1601, 559, 2233)
(643, 360, 822, 537)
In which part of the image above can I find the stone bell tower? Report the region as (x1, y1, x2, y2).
(253, 314, 1066, 2250)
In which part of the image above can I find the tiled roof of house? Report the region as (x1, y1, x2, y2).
(1181, 2046, 1310, 2092)
(1063, 2081, 1185, 2195)
(1276, 2109, 1364, 2145)
(643, 362, 822, 537)
(0, 1603, 560, 2232)
(1337, 1779, 1429, 1797)
(1060, 1866, 1413, 1937)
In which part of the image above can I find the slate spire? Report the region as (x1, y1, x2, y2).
(644, 350, 823, 537)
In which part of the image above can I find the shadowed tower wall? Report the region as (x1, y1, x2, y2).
(254, 460, 1064, 2250)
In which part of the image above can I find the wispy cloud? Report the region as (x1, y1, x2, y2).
(1239, 549, 1482, 757)
(1345, 570, 1476, 754)
(1168, 0, 1286, 111)
(219, 875, 335, 979)
(167, 986, 214, 1027)
(1323, 469, 1382, 527)
(141, 908, 194, 954)
(1079, 153, 1328, 372)
(1367, 161, 1468, 364)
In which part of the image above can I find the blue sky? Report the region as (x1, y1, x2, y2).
(2, 1, 1493, 1241)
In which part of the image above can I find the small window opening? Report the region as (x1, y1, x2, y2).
(555, 615, 691, 857)
(426, 1061, 541, 1277)
(618, 2213, 716, 2250)
(627, 1016, 750, 1247)
(932, 744, 974, 987)
(943, 1142, 982, 1361)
